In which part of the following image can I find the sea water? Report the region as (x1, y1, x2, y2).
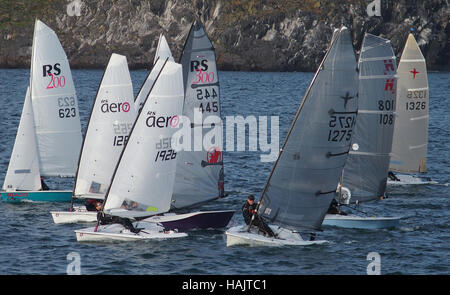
(0, 69, 448, 274)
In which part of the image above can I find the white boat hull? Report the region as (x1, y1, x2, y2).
(51, 208, 97, 224)
(225, 225, 328, 247)
(387, 174, 436, 186)
(75, 223, 187, 242)
(323, 214, 401, 229)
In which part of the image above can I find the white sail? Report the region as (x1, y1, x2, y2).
(171, 20, 224, 209)
(30, 20, 82, 177)
(390, 34, 429, 173)
(2, 87, 41, 191)
(154, 33, 174, 64)
(73, 53, 135, 199)
(103, 61, 184, 217)
(135, 34, 174, 111)
(257, 27, 359, 231)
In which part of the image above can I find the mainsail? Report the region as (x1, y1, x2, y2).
(73, 54, 135, 199)
(102, 60, 184, 218)
(390, 34, 428, 173)
(257, 27, 358, 231)
(30, 20, 82, 177)
(2, 87, 41, 191)
(135, 34, 174, 111)
(171, 20, 224, 209)
(341, 33, 397, 203)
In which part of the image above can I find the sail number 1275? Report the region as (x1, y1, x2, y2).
(327, 115, 356, 142)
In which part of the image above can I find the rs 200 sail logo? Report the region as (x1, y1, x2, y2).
(43, 63, 66, 89)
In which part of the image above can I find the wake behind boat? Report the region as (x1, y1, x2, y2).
(226, 27, 359, 246)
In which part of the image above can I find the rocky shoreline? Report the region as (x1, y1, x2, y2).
(0, 0, 448, 71)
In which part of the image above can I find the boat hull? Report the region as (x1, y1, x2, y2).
(1, 190, 73, 203)
(225, 225, 328, 247)
(145, 210, 235, 231)
(387, 174, 436, 186)
(51, 210, 97, 224)
(75, 224, 187, 242)
(323, 214, 401, 229)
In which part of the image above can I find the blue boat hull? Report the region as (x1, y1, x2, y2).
(322, 214, 401, 229)
(1, 190, 73, 203)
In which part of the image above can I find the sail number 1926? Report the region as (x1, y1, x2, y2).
(327, 115, 356, 142)
(155, 137, 176, 162)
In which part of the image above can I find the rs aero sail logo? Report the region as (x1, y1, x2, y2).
(146, 112, 180, 128)
(100, 100, 130, 113)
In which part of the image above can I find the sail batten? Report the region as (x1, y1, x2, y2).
(258, 27, 358, 231)
(341, 33, 397, 203)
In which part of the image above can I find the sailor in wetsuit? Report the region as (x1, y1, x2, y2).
(40, 177, 49, 191)
(242, 195, 276, 238)
(84, 199, 103, 211)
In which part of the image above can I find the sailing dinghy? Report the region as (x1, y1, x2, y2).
(75, 59, 187, 242)
(387, 33, 433, 186)
(226, 27, 359, 246)
(323, 33, 401, 229)
(1, 20, 82, 202)
(51, 53, 136, 223)
(143, 20, 234, 231)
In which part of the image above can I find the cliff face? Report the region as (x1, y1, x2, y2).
(0, 0, 448, 71)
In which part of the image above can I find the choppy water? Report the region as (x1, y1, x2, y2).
(0, 69, 448, 275)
